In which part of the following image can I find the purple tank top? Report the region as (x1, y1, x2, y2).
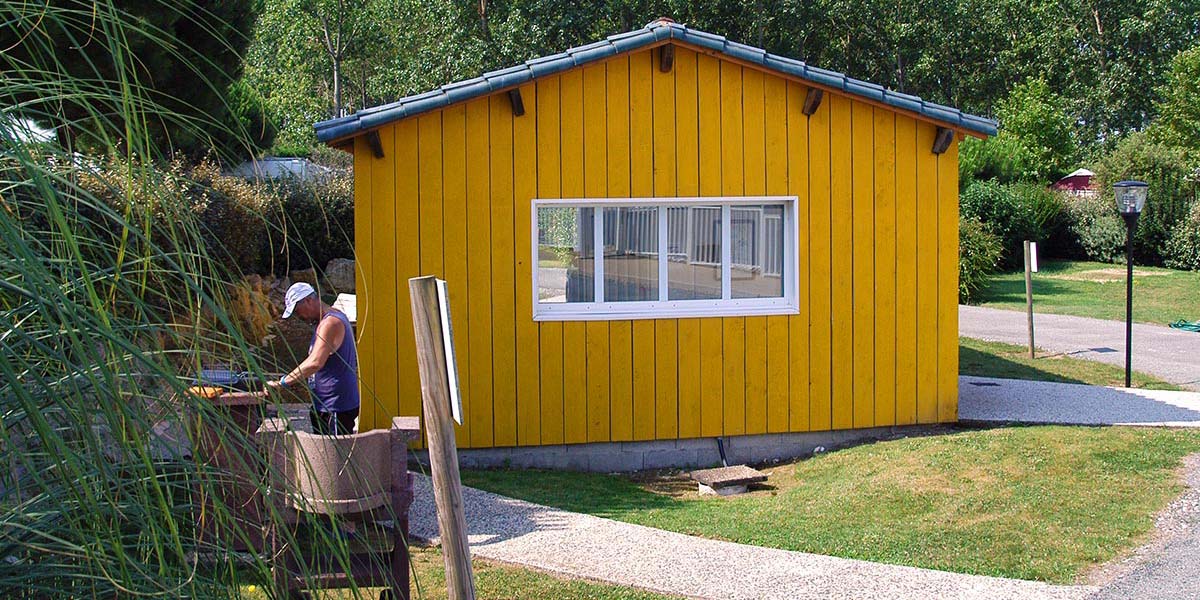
(309, 310, 359, 413)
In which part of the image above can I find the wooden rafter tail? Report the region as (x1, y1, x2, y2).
(508, 88, 525, 117)
(659, 44, 675, 73)
(802, 88, 823, 116)
(365, 130, 384, 159)
(932, 127, 955, 154)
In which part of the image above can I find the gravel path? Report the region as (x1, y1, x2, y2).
(1088, 455, 1200, 600)
(959, 376, 1200, 427)
(960, 305, 1200, 390)
(409, 474, 1093, 600)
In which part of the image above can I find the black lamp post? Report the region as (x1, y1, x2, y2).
(1114, 180, 1148, 388)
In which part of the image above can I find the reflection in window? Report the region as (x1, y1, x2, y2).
(536, 206, 594, 303)
(732, 204, 785, 299)
(603, 207, 658, 301)
(667, 205, 722, 300)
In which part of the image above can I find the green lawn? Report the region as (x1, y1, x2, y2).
(463, 426, 1200, 584)
(242, 544, 676, 599)
(960, 337, 1179, 390)
(975, 259, 1200, 325)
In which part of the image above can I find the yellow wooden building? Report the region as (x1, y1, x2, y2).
(315, 20, 996, 455)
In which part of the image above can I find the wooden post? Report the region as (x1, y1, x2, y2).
(408, 276, 476, 600)
(1024, 241, 1035, 359)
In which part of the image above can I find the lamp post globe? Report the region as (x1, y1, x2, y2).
(1115, 180, 1148, 388)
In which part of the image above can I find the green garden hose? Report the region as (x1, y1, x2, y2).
(1169, 320, 1200, 332)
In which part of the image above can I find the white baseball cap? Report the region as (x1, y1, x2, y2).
(282, 282, 316, 318)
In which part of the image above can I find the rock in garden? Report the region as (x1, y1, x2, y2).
(325, 258, 355, 293)
(289, 268, 318, 287)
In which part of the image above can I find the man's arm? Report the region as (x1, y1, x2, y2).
(271, 315, 345, 387)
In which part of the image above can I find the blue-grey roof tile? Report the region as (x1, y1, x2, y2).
(483, 65, 529, 91)
(764, 54, 805, 78)
(921, 103, 959, 124)
(569, 40, 619, 63)
(845, 79, 886, 101)
(677, 28, 726, 50)
(725, 40, 766, 64)
(314, 20, 998, 143)
(804, 66, 845, 90)
(609, 29, 653, 53)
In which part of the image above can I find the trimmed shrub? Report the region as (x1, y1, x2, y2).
(960, 180, 1042, 270)
(1165, 202, 1200, 271)
(1059, 193, 1126, 263)
(959, 216, 1003, 304)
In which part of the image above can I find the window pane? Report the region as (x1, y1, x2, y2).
(603, 207, 659, 301)
(537, 206, 594, 303)
(667, 205, 722, 300)
(731, 204, 785, 298)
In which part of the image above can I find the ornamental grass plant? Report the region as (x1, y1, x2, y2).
(0, 2, 396, 597)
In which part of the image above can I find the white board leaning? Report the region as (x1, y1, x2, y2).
(436, 278, 463, 425)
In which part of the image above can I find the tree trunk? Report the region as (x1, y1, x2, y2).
(332, 58, 343, 118)
(478, 0, 489, 39)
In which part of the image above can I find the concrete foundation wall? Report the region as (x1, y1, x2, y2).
(419, 425, 943, 472)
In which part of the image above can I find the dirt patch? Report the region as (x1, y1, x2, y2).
(1050, 268, 1171, 282)
(1084, 453, 1200, 586)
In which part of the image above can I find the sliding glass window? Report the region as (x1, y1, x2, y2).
(533, 197, 798, 321)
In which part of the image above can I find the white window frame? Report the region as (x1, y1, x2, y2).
(532, 196, 800, 321)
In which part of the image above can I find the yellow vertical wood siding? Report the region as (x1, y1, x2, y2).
(352, 46, 961, 445)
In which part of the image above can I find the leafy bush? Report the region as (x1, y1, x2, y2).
(959, 216, 1003, 303)
(1165, 202, 1200, 271)
(76, 158, 273, 276)
(1093, 131, 1198, 265)
(959, 135, 1040, 186)
(1059, 193, 1127, 263)
(960, 180, 1044, 269)
(258, 172, 355, 275)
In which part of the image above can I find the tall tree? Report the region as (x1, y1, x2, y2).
(0, 0, 270, 160)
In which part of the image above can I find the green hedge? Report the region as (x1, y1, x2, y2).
(960, 180, 1050, 269)
(959, 216, 1003, 303)
(257, 174, 354, 276)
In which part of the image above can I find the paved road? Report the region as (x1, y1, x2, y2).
(960, 305, 1200, 390)
(409, 474, 1090, 600)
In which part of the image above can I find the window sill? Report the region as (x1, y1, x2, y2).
(532, 301, 800, 322)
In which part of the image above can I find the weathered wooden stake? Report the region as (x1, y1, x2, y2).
(409, 276, 476, 600)
(1024, 240, 1035, 359)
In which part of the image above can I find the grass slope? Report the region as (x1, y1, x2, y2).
(463, 427, 1200, 584)
(960, 337, 1179, 390)
(242, 545, 677, 599)
(976, 260, 1200, 325)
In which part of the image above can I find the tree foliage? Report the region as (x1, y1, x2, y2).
(245, 0, 1200, 156)
(1151, 45, 1200, 153)
(0, 0, 272, 160)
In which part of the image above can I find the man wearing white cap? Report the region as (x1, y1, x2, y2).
(267, 282, 360, 435)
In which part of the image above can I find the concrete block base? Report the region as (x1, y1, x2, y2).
(417, 424, 945, 472)
(698, 483, 747, 496)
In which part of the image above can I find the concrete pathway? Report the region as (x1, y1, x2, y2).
(960, 305, 1200, 390)
(409, 474, 1092, 600)
(959, 376, 1200, 427)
